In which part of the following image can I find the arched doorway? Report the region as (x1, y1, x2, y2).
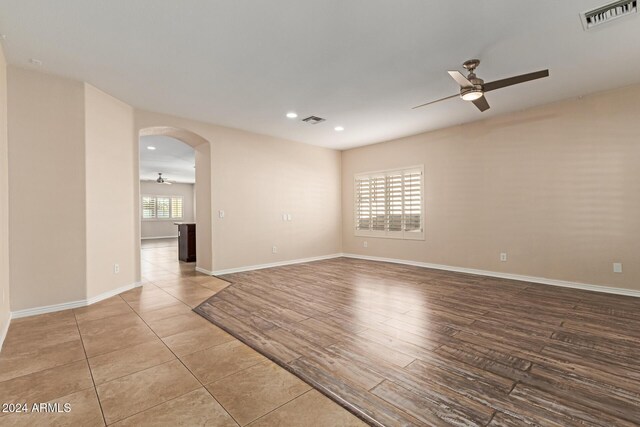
(135, 126, 213, 280)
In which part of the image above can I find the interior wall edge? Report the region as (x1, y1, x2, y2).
(0, 311, 10, 353)
(0, 32, 10, 355)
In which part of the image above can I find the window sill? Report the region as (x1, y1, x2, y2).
(355, 230, 424, 241)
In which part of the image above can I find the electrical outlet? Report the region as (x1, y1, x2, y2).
(272, 246, 277, 254)
(282, 213, 287, 221)
(500, 253, 507, 262)
(114, 264, 120, 274)
(218, 210, 225, 219)
(363, 241, 368, 248)
(613, 262, 623, 273)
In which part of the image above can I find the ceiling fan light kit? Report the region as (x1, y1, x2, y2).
(413, 59, 549, 112)
(461, 88, 483, 101)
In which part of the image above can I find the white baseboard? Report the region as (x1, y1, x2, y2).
(85, 282, 143, 305)
(141, 236, 177, 240)
(195, 252, 639, 298)
(0, 312, 11, 353)
(10, 281, 143, 320)
(342, 253, 640, 298)
(209, 253, 344, 276)
(195, 266, 214, 275)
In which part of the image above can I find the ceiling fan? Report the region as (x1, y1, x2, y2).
(413, 59, 549, 112)
(156, 173, 173, 185)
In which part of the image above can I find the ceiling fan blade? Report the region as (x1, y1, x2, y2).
(412, 94, 458, 109)
(448, 70, 474, 88)
(472, 96, 490, 112)
(483, 70, 549, 92)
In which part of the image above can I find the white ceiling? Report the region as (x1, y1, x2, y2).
(139, 135, 195, 184)
(1, 1, 639, 150)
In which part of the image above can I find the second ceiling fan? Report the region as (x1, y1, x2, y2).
(413, 59, 549, 112)
(156, 172, 173, 185)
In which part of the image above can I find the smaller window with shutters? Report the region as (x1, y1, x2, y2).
(142, 195, 184, 220)
(354, 166, 424, 240)
(142, 196, 156, 219)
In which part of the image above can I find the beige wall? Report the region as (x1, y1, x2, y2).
(8, 67, 87, 310)
(7, 69, 139, 311)
(0, 45, 10, 342)
(140, 181, 195, 239)
(135, 110, 343, 273)
(342, 84, 640, 291)
(85, 84, 137, 299)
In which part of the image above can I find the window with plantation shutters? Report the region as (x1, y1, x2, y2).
(156, 197, 171, 219)
(171, 197, 183, 219)
(354, 166, 424, 240)
(142, 196, 156, 219)
(142, 195, 184, 220)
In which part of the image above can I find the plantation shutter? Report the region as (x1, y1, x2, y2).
(403, 171, 422, 233)
(171, 197, 183, 219)
(387, 173, 403, 232)
(142, 196, 156, 219)
(156, 197, 170, 219)
(354, 167, 423, 239)
(371, 176, 386, 231)
(355, 178, 371, 230)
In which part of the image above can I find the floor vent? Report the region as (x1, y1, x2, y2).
(581, 0, 637, 30)
(302, 116, 326, 124)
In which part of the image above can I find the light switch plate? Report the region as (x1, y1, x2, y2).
(613, 262, 623, 273)
(218, 210, 225, 219)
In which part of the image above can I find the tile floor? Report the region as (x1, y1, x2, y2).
(0, 238, 365, 426)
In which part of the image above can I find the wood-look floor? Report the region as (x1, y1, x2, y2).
(195, 257, 640, 427)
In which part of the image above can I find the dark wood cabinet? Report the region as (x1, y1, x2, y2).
(176, 223, 196, 262)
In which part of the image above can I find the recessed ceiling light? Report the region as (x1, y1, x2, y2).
(334, 126, 345, 132)
(286, 112, 298, 119)
(147, 146, 156, 150)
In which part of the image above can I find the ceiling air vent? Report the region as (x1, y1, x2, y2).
(580, 0, 637, 30)
(302, 116, 326, 124)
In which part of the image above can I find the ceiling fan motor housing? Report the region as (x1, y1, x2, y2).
(461, 60, 484, 100)
(462, 59, 481, 72)
(460, 76, 485, 100)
